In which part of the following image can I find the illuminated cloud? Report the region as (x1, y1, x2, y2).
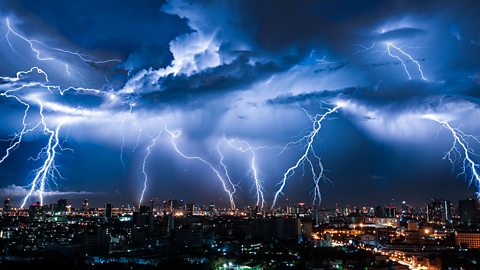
(0, 184, 98, 197)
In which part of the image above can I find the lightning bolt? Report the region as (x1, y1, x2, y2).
(271, 104, 342, 209)
(47, 47, 121, 64)
(165, 127, 237, 209)
(222, 138, 265, 209)
(138, 131, 161, 207)
(0, 72, 111, 207)
(21, 101, 64, 207)
(5, 18, 53, 61)
(6, 18, 120, 65)
(386, 43, 427, 81)
(216, 142, 238, 204)
(0, 67, 56, 166)
(1, 17, 124, 208)
(354, 42, 427, 81)
(423, 114, 480, 197)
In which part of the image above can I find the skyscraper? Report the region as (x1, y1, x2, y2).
(164, 199, 180, 213)
(427, 199, 453, 224)
(185, 203, 195, 216)
(82, 198, 89, 211)
(384, 206, 397, 218)
(459, 199, 480, 226)
(105, 203, 113, 219)
(3, 198, 11, 214)
(56, 199, 67, 213)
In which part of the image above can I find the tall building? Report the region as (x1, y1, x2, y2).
(84, 225, 111, 255)
(3, 198, 11, 213)
(133, 206, 153, 244)
(105, 203, 113, 219)
(374, 205, 385, 217)
(459, 199, 480, 226)
(374, 205, 396, 218)
(55, 198, 67, 213)
(29, 202, 47, 220)
(286, 205, 295, 215)
(207, 203, 216, 215)
(384, 206, 397, 218)
(82, 198, 89, 211)
(162, 211, 174, 237)
(164, 199, 182, 213)
(427, 199, 453, 224)
(295, 202, 308, 216)
(185, 203, 195, 216)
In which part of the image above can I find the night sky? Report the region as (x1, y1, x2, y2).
(0, 0, 479, 208)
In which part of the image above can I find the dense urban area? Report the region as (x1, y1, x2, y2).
(0, 197, 479, 269)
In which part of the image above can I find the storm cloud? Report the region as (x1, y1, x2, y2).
(0, 0, 479, 208)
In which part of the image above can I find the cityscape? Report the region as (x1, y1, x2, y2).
(1, 197, 479, 269)
(1, 0, 480, 269)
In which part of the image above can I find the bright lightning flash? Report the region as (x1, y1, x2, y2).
(423, 114, 480, 197)
(6, 18, 120, 65)
(354, 42, 428, 80)
(272, 104, 342, 209)
(222, 138, 266, 209)
(1, 18, 121, 207)
(386, 43, 427, 81)
(22, 102, 65, 208)
(165, 127, 237, 209)
(138, 131, 161, 207)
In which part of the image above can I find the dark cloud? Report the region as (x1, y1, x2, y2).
(137, 54, 295, 109)
(1, 0, 190, 71)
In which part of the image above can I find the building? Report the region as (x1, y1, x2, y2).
(427, 199, 453, 224)
(134, 205, 153, 229)
(132, 206, 153, 245)
(407, 221, 419, 231)
(207, 203, 216, 215)
(29, 202, 47, 220)
(164, 199, 183, 213)
(105, 203, 113, 219)
(56, 198, 67, 213)
(374, 205, 397, 218)
(315, 209, 334, 225)
(363, 217, 399, 228)
(458, 199, 480, 226)
(295, 202, 308, 216)
(252, 217, 302, 242)
(455, 231, 480, 249)
(384, 206, 397, 218)
(405, 222, 421, 244)
(162, 212, 174, 237)
(374, 205, 385, 217)
(185, 203, 195, 216)
(82, 198, 89, 211)
(3, 198, 11, 214)
(286, 205, 295, 215)
(84, 225, 111, 255)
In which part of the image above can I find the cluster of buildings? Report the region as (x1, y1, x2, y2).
(0, 197, 479, 269)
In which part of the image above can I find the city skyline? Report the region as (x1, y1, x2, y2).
(1, 1, 480, 210)
(2, 193, 479, 211)
(2, 192, 479, 269)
